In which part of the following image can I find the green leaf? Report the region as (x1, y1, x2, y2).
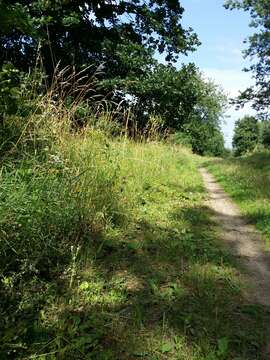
(161, 341, 174, 353)
(217, 337, 229, 356)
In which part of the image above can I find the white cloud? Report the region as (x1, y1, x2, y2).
(202, 67, 253, 97)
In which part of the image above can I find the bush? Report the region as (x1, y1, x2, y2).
(182, 121, 225, 156)
(261, 120, 270, 148)
(168, 131, 192, 148)
(233, 116, 259, 156)
(0, 63, 21, 119)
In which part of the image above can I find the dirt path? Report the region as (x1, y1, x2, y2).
(200, 167, 270, 306)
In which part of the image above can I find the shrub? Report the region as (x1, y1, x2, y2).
(0, 63, 21, 120)
(169, 131, 192, 148)
(261, 120, 270, 148)
(182, 121, 225, 156)
(232, 116, 259, 156)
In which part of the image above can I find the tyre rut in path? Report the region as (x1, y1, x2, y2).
(199, 167, 270, 306)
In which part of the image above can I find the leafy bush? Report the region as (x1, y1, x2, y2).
(182, 120, 225, 156)
(0, 63, 21, 119)
(169, 132, 192, 148)
(260, 120, 270, 148)
(232, 116, 259, 156)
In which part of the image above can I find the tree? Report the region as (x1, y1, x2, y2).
(224, 0, 270, 117)
(0, 0, 228, 146)
(113, 62, 227, 130)
(182, 120, 225, 156)
(0, 1, 200, 79)
(0, 3, 34, 124)
(232, 115, 259, 155)
(0, 2, 31, 33)
(260, 120, 270, 148)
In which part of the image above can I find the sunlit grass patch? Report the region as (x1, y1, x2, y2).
(204, 151, 270, 249)
(1, 135, 269, 359)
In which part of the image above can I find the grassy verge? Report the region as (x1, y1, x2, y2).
(1, 131, 269, 359)
(204, 151, 270, 249)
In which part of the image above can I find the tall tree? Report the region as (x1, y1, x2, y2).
(0, 2, 31, 33)
(260, 120, 270, 147)
(0, 1, 200, 79)
(233, 115, 259, 155)
(111, 63, 227, 130)
(225, 0, 270, 117)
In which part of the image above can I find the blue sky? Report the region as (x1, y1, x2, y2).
(178, 0, 256, 147)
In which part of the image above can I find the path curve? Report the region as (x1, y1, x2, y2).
(200, 167, 270, 306)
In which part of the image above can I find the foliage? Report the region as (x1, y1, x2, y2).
(182, 120, 225, 156)
(0, 1, 32, 33)
(0, 62, 227, 151)
(232, 115, 259, 155)
(0, 1, 228, 141)
(224, 0, 270, 116)
(169, 131, 193, 149)
(108, 62, 227, 131)
(0, 0, 200, 77)
(0, 63, 21, 119)
(0, 62, 45, 121)
(260, 120, 270, 148)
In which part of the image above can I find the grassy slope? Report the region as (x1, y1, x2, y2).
(1, 135, 269, 359)
(204, 151, 270, 249)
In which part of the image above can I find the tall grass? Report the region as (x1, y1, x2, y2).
(1, 67, 269, 360)
(0, 66, 178, 356)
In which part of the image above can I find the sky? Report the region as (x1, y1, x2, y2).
(177, 0, 256, 148)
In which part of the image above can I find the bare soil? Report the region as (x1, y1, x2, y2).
(200, 167, 270, 306)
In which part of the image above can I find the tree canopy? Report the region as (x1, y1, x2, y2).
(0, 0, 227, 156)
(0, 0, 200, 77)
(109, 62, 226, 130)
(260, 120, 270, 148)
(232, 115, 259, 155)
(225, 0, 270, 117)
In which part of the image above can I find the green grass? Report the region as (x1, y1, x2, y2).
(1, 132, 269, 359)
(204, 151, 270, 249)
